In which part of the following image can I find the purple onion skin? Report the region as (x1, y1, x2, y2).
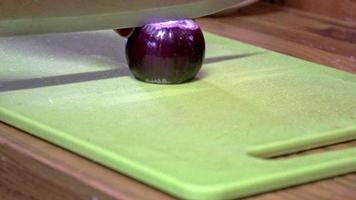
(126, 19, 205, 84)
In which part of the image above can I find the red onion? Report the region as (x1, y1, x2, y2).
(126, 19, 205, 84)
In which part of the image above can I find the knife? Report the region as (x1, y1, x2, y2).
(0, 0, 246, 36)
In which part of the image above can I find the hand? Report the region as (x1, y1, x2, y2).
(115, 28, 134, 38)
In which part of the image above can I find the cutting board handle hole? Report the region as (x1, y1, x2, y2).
(255, 140, 356, 160)
(246, 127, 356, 159)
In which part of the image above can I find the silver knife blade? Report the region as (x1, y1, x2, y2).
(0, 0, 246, 36)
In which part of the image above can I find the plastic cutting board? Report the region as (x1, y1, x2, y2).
(0, 31, 356, 200)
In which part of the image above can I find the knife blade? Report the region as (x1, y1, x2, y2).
(0, 0, 246, 36)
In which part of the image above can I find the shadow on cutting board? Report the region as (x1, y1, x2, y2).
(0, 30, 263, 92)
(0, 52, 263, 92)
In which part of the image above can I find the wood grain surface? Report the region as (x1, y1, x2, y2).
(1, 2, 356, 200)
(282, 0, 356, 24)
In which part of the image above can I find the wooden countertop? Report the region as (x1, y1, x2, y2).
(1, 2, 355, 200)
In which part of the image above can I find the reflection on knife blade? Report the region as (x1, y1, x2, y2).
(0, 0, 246, 36)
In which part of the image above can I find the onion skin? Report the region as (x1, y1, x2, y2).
(126, 19, 205, 84)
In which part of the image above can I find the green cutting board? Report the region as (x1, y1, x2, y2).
(1, 31, 356, 200)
